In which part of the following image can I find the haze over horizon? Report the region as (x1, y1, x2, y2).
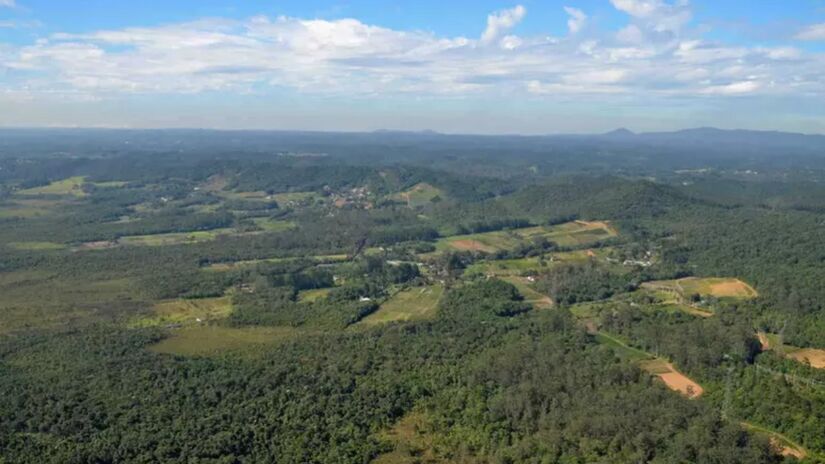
(1, 0, 825, 134)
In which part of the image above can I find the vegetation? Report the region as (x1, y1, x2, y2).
(3, 129, 825, 462)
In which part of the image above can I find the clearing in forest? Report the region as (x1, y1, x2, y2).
(17, 176, 87, 197)
(372, 410, 456, 464)
(7, 241, 66, 251)
(204, 254, 349, 271)
(787, 348, 825, 369)
(589, 329, 704, 399)
(642, 277, 757, 299)
(438, 220, 617, 254)
(391, 183, 444, 208)
(131, 296, 234, 328)
(501, 276, 553, 309)
(757, 332, 825, 369)
(298, 288, 332, 303)
(640, 358, 704, 399)
(149, 325, 299, 357)
(359, 285, 444, 325)
(741, 422, 808, 460)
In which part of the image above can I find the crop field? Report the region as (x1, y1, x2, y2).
(131, 296, 233, 328)
(148, 325, 300, 357)
(642, 277, 757, 299)
(465, 248, 617, 278)
(437, 220, 617, 254)
(391, 182, 444, 208)
(359, 285, 444, 325)
(0, 198, 63, 218)
(17, 176, 88, 196)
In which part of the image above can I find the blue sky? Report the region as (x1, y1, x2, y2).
(1, 0, 825, 133)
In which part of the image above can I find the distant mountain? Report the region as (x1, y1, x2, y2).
(602, 128, 636, 138)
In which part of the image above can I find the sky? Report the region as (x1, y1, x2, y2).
(1, 0, 825, 134)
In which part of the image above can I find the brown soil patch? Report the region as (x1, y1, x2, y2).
(757, 333, 771, 351)
(448, 239, 495, 253)
(788, 348, 825, 369)
(773, 439, 806, 459)
(644, 360, 703, 399)
(586, 249, 596, 257)
(658, 368, 704, 399)
(709, 280, 756, 298)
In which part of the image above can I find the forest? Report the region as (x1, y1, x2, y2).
(2, 129, 825, 463)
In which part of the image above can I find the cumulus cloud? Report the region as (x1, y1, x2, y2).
(481, 5, 526, 44)
(1, 2, 823, 103)
(795, 23, 825, 41)
(564, 7, 587, 34)
(611, 0, 691, 34)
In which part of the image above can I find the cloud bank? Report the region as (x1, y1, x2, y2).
(0, 1, 823, 106)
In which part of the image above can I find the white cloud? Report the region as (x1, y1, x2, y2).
(1, 3, 823, 103)
(701, 80, 761, 95)
(795, 23, 825, 41)
(611, 0, 691, 34)
(616, 24, 644, 43)
(481, 5, 526, 44)
(563, 7, 587, 34)
(0, 0, 15, 7)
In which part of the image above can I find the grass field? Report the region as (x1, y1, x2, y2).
(251, 217, 295, 232)
(7, 241, 66, 251)
(118, 228, 236, 246)
(0, 198, 63, 218)
(17, 176, 87, 197)
(359, 285, 444, 325)
(149, 325, 299, 357)
(500, 276, 553, 309)
(0, 271, 142, 335)
(391, 183, 444, 208)
(131, 296, 234, 328)
(298, 288, 332, 303)
(204, 254, 349, 271)
(642, 277, 757, 300)
(272, 191, 318, 206)
(436, 220, 618, 254)
(465, 248, 617, 278)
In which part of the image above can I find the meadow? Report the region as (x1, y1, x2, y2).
(358, 285, 444, 325)
(436, 220, 617, 254)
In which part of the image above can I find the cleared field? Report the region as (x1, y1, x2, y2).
(640, 358, 704, 398)
(501, 276, 553, 309)
(465, 248, 617, 278)
(149, 325, 298, 357)
(391, 182, 444, 208)
(298, 288, 332, 303)
(131, 296, 233, 328)
(437, 220, 617, 254)
(0, 198, 62, 218)
(642, 277, 757, 299)
(7, 241, 66, 251)
(204, 254, 349, 271)
(118, 228, 235, 246)
(359, 285, 444, 325)
(594, 331, 653, 362)
(18, 176, 87, 196)
(787, 348, 825, 369)
(273, 191, 319, 206)
(251, 217, 295, 232)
